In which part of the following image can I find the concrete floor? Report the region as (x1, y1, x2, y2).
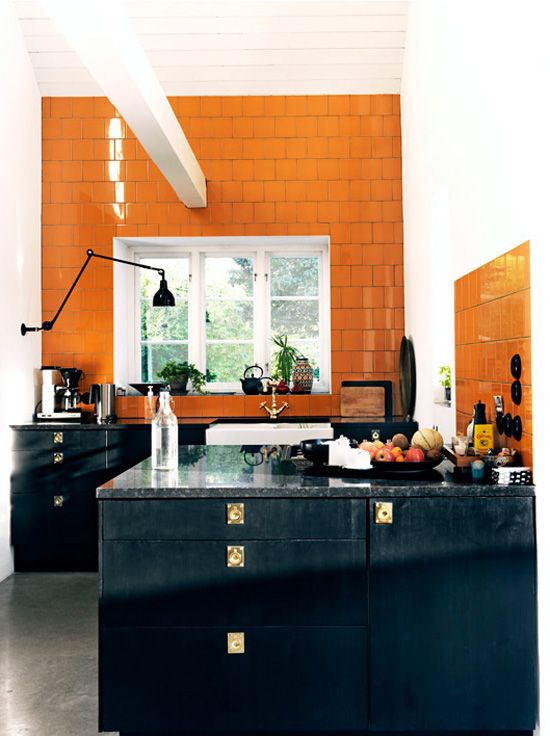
(0, 573, 108, 736)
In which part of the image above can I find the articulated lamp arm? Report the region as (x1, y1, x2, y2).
(20, 249, 174, 336)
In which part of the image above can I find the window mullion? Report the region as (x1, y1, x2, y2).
(188, 250, 202, 370)
(254, 249, 267, 375)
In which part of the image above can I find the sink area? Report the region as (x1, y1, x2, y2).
(205, 422, 334, 446)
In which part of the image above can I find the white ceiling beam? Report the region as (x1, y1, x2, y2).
(41, 0, 207, 208)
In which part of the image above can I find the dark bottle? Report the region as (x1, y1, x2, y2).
(467, 400, 487, 446)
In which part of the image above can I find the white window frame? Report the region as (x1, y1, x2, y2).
(113, 236, 331, 393)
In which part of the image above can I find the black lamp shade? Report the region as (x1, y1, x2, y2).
(153, 278, 175, 307)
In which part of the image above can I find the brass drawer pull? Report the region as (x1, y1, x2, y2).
(53, 495, 64, 508)
(227, 546, 245, 567)
(227, 632, 245, 654)
(53, 452, 64, 464)
(226, 503, 244, 525)
(375, 501, 393, 524)
(53, 431, 64, 444)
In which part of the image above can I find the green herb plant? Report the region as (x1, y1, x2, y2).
(157, 360, 217, 395)
(439, 365, 451, 389)
(272, 335, 301, 385)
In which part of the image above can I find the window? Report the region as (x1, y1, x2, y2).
(115, 237, 330, 392)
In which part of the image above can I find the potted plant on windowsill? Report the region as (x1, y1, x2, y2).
(157, 361, 215, 395)
(272, 335, 300, 393)
(439, 365, 451, 401)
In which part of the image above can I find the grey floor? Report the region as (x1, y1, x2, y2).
(0, 573, 109, 736)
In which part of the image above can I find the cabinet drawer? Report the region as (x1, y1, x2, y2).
(12, 428, 106, 452)
(100, 626, 368, 733)
(11, 487, 97, 544)
(12, 449, 108, 494)
(101, 498, 367, 541)
(101, 539, 367, 627)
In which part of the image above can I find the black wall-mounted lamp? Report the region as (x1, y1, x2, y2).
(21, 248, 175, 336)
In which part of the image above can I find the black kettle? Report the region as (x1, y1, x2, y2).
(241, 365, 264, 395)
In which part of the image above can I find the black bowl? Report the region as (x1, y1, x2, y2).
(300, 439, 329, 465)
(129, 383, 165, 396)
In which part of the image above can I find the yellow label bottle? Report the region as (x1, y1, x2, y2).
(474, 424, 494, 455)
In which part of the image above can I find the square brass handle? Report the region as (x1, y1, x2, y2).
(375, 501, 393, 524)
(53, 495, 64, 507)
(227, 632, 245, 654)
(226, 503, 244, 525)
(227, 546, 245, 567)
(53, 431, 64, 444)
(53, 452, 64, 464)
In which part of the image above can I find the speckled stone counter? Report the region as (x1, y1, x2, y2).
(97, 445, 534, 499)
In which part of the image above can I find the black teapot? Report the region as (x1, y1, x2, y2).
(240, 365, 264, 395)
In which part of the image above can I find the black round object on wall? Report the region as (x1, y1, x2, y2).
(399, 336, 416, 421)
(511, 353, 522, 379)
(503, 412, 513, 438)
(511, 379, 522, 405)
(513, 415, 523, 441)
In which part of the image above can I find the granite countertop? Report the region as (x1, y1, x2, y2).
(97, 445, 534, 499)
(11, 418, 216, 430)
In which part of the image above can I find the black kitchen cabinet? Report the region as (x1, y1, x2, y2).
(10, 425, 206, 571)
(369, 497, 537, 731)
(99, 492, 537, 735)
(11, 428, 108, 571)
(100, 498, 369, 734)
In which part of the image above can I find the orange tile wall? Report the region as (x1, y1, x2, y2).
(41, 95, 404, 417)
(454, 241, 532, 466)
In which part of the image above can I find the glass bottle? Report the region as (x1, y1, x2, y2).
(151, 389, 178, 470)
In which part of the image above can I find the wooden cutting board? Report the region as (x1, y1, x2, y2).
(340, 384, 386, 417)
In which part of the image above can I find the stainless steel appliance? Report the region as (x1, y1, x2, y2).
(89, 383, 117, 424)
(36, 366, 82, 422)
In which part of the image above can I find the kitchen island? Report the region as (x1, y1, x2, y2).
(97, 446, 537, 735)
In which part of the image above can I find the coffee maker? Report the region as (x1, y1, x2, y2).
(36, 366, 83, 422)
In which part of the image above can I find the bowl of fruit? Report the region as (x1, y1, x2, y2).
(360, 429, 445, 474)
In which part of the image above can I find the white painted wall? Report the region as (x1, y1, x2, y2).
(401, 0, 550, 729)
(0, 0, 42, 582)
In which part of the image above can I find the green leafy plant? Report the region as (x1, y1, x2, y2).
(157, 360, 216, 394)
(272, 335, 301, 385)
(439, 365, 451, 389)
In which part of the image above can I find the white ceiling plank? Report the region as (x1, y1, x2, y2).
(42, 0, 206, 207)
(154, 64, 402, 83)
(122, 1, 408, 18)
(160, 78, 402, 95)
(30, 48, 403, 69)
(128, 14, 408, 35)
(139, 31, 406, 51)
(30, 51, 86, 68)
(24, 34, 73, 52)
(143, 48, 403, 67)
(39, 81, 103, 95)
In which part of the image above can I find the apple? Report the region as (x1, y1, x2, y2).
(395, 454, 405, 462)
(406, 447, 425, 463)
(385, 441, 394, 451)
(375, 447, 395, 462)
